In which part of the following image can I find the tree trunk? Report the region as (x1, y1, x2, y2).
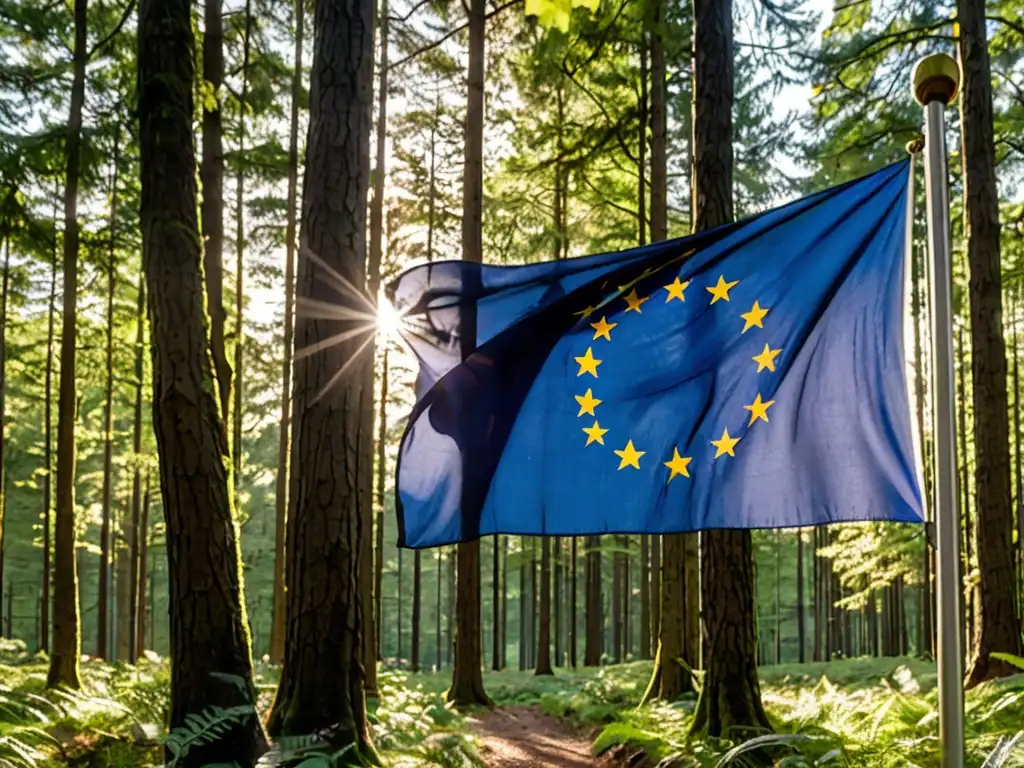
(958, 327, 974, 648)
(139, 0, 268, 761)
(911, 242, 934, 658)
(447, 0, 491, 709)
(640, 535, 650, 659)
(492, 536, 501, 670)
(202, 0, 232, 427)
(623, 536, 632, 659)
(536, 537, 553, 675)
(650, 534, 660, 661)
(40, 204, 58, 655)
(612, 540, 622, 663)
(584, 536, 602, 665)
(658, 528, 690, 697)
(502, 536, 509, 668)
(569, 537, 577, 667)
(412, 550, 422, 671)
(436, 550, 443, 669)
(232, 0, 253, 500)
(774, 531, 781, 664)
(265, 0, 379, 755)
(98, 131, 121, 660)
(0, 233, 9, 627)
(519, 542, 527, 670)
(688, 0, 770, 737)
(958, 0, 1024, 686)
(136, 477, 150, 658)
(447, 547, 455, 665)
(48, 0, 87, 691)
(373, 350, 388, 662)
(270, 0, 305, 666)
(127, 275, 146, 664)
(796, 529, 805, 663)
(397, 547, 403, 658)
(116, 488, 133, 661)
(1013, 296, 1024, 623)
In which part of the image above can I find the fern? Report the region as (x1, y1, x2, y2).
(163, 704, 257, 767)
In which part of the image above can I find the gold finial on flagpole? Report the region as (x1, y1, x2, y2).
(912, 53, 960, 106)
(906, 136, 925, 155)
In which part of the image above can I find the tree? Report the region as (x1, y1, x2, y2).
(265, 0, 380, 758)
(650, 0, 695, 700)
(447, 0, 492, 709)
(97, 126, 121, 661)
(958, 0, 1024, 686)
(536, 537, 553, 675)
(269, 0, 306, 666)
(138, 0, 268, 761)
(48, 0, 87, 691)
(127, 273, 146, 664)
(687, 0, 771, 738)
(202, 0, 231, 428)
(584, 535, 602, 665)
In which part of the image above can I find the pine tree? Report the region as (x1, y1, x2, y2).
(688, 0, 770, 738)
(138, 0, 267, 761)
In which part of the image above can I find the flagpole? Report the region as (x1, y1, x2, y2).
(913, 53, 964, 768)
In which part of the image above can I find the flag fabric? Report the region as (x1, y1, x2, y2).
(387, 161, 923, 549)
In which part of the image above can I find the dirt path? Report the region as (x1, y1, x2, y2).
(468, 706, 597, 767)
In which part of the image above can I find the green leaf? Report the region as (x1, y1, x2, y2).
(991, 652, 1024, 672)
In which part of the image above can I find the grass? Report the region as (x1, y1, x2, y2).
(1, 638, 1021, 767)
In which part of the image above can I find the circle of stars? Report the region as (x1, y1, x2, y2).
(570, 264, 782, 484)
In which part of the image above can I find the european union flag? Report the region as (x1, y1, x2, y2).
(388, 161, 924, 548)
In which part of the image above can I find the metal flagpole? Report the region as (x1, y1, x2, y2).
(913, 53, 964, 768)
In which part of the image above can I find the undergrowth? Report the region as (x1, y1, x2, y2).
(2, 636, 1022, 767)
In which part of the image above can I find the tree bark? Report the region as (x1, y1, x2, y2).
(584, 536, 602, 665)
(657, 529, 690, 697)
(612, 539, 622, 663)
(98, 131, 121, 660)
(501, 536, 509, 668)
(136, 477, 150, 658)
(202, 0, 232, 427)
(138, 0, 268, 761)
(373, 349, 388, 662)
(436, 549, 443, 668)
(0, 232, 9, 628)
(958, 0, 1024, 686)
(232, 0, 253, 501)
(48, 0, 87, 691)
(40, 203, 58, 655)
(492, 535, 502, 670)
(412, 550, 422, 671)
(127, 275, 146, 664)
(689, 0, 770, 737)
(264, 0, 379, 756)
(958, 327, 974, 648)
(447, 0, 491, 708)
(570, 537, 577, 667)
(270, 0, 306, 667)
(536, 537, 553, 675)
(650, 534, 660, 662)
(796, 529, 805, 662)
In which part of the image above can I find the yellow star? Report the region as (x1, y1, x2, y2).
(583, 420, 608, 447)
(743, 393, 775, 426)
(574, 305, 598, 318)
(614, 440, 645, 470)
(740, 300, 770, 333)
(590, 316, 617, 341)
(706, 275, 739, 304)
(624, 289, 649, 313)
(575, 388, 602, 417)
(752, 343, 782, 373)
(664, 448, 692, 482)
(574, 347, 602, 378)
(664, 277, 691, 303)
(711, 428, 741, 459)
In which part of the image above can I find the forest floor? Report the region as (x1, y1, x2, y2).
(468, 705, 596, 767)
(1, 639, 1023, 767)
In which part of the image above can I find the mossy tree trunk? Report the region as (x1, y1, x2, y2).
(264, 0, 379, 761)
(48, 0, 87, 691)
(688, 0, 771, 739)
(958, 0, 1024, 686)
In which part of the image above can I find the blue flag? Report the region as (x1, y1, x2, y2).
(388, 161, 924, 548)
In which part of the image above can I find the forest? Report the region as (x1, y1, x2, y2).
(0, 0, 1022, 764)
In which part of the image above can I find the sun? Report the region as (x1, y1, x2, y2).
(376, 297, 405, 340)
